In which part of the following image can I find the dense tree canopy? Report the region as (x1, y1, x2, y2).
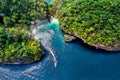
(0, 0, 47, 64)
(0, 0, 48, 27)
(0, 27, 43, 64)
(51, 0, 120, 51)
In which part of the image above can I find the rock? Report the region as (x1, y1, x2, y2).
(64, 34, 76, 42)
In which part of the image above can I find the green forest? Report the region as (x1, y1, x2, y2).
(0, 28, 43, 63)
(0, 0, 47, 64)
(0, 0, 120, 64)
(51, 0, 120, 51)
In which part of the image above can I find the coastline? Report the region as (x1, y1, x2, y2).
(60, 26, 120, 51)
(50, 0, 120, 52)
(35, 15, 120, 52)
(0, 18, 49, 65)
(0, 42, 45, 65)
(50, 15, 120, 51)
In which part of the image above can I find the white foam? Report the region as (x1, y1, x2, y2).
(31, 19, 58, 67)
(49, 48, 57, 67)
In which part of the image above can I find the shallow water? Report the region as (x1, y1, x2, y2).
(0, 19, 120, 80)
(45, 0, 52, 4)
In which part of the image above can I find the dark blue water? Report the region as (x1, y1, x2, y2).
(0, 18, 120, 80)
(1, 0, 120, 79)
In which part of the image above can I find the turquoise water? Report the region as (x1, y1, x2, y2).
(0, 19, 120, 80)
(1, 0, 120, 79)
(45, 0, 52, 4)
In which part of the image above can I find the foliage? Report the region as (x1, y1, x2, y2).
(51, 0, 120, 48)
(0, 0, 47, 64)
(0, 27, 43, 63)
(0, 0, 48, 27)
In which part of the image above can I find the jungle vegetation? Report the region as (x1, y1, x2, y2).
(0, 27, 43, 64)
(0, 0, 47, 64)
(51, 0, 120, 51)
(0, 0, 48, 26)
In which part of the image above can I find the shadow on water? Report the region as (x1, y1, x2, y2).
(0, 49, 49, 71)
(0, 61, 41, 71)
(71, 38, 120, 55)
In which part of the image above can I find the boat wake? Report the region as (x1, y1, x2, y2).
(31, 19, 59, 67)
(48, 48, 57, 67)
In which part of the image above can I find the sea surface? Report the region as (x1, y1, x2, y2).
(1, 1, 120, 80)
(0, 18, 120, 80)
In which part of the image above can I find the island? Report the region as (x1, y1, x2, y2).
(0, 0, 48, 64)
(0, 0, 120, 65)
(50, 0, 120, 51)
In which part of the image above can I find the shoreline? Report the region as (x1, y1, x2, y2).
(60, 27, 120, 52)
(49, 16, 120, 51)
(30, 16, 120, 52)
(0, 42, 45, 65)
(0, 18, 48, 65)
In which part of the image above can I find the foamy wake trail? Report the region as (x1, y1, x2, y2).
(32, 22, 58, 67)
(48, 48, 57, 67)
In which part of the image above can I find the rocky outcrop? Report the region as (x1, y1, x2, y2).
(61, 27, 120, 51)
(64, 34, 76, 42)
